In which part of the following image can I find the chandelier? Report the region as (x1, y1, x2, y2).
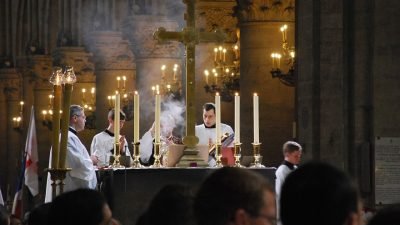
(107, 75, 135, 121)
(270, 24, 295, 87)
(12, 101, 24, 132)
(151, 64, 182, 100)
(203, 44, 240, 102)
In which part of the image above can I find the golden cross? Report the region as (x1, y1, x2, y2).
(154, 0, 226, 148)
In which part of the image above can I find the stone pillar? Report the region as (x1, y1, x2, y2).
(52, 47, 96, 149)
(86, 31, 136, 142)
(0, 69, 23, 195)
(122, 15, 183, 136)
(195, 1, 238, 127)
(235, 0, 295, 164)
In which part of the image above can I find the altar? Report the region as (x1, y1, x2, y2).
(97, 167, 276, 225)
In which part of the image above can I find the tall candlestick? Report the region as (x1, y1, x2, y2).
(253, 93, 259, 144)
(215, 93, 221, 144)
(234, 93, 240, 144)
(114, 94, 120, 157)
(51, 85, 62, 169)
(155, 93, 161, 143)
(134, 91, 140, 143)
(59, 83, 73, 169)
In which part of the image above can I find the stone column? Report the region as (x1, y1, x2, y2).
(235, 0, 295, 164)
(0, 69, 23, 195)
(86, 31, 136, 142)
(122, 15, 183, 136)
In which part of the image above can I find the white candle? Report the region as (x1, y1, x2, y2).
(215, 93, 221, 144)
(114, 93, 120, 157)
(134, 91, 140, 143)
(253, 93, 259, 144)
(155, 93, 161, 143)
(234, 93, 240, 144)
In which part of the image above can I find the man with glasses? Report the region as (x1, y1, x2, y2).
(194, 167, 276, 225)
(45, 105, 97, 202)
(90, 109, 131, 167)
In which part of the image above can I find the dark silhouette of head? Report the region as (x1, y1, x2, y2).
(367, 204, 400, 225)
(48, 189, 117, 225)
(25, 203, 51, 225)
(0, 205, 9, 225)
(137, 184, 195, 225)
(194, 167, 275, 225)
(280, 161, 362, 225)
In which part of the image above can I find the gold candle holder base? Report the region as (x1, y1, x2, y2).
(213, 144, 223, 168)
(234, 143, 244, 167)
(250, 143, 265, 168)
(111, 143, 125, 168)
(131, 142, 142, 168)
(46, 167, 72, 200)
(150, 142, 163, 168)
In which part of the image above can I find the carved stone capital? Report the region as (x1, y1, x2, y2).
(52, 47, 95, 83)
(197, 2, 238, 43)
(122, 15, 182, 59)
(234, 0, 295, 23)
(86, 31, 136, 70)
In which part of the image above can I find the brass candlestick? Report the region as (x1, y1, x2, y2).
(151, 142, 162, 168)
(47, 167, 71, 201)
(250, 143, 265, 168)
(214, 143, 223, 168)
(234, 143, 244, 167)
(131, 142, 142, 168)
(111, 143, 124, 168)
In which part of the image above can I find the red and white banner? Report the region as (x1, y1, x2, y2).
(24, 106, 39, 196)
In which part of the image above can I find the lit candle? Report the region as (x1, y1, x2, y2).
(223, 48, 227, 62)
(116, 76, 121, 89)
(214, 73, 218, 85)
(214, 47, 218, 61)
(107, 96, 111, 108)
(134, 91, 140, 143)
(215, 93, 221, 144)
(204, 70, 209, 85)
(271, 53, 275, 69)
(123, 76, 127, 89)
(253, 93, 259, 144)
(277, 54, 281, 69)
(151, 86, 155, 95)
(19, 101, 24, 112)
(218, 46, 223, 60)
(49, 95, 53, 106)
(234, 93, 240, 144)
(114, 93, 120, 157)
(154, 93, 161, 143)
(161, 65, 166, 79)
(173, 67, 177, 81)
(82, 88, 86, 102)
(42, 110, 47, 120)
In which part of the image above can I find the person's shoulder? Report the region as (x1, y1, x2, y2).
(221, 123, 233, 130)
(195, 124, 204, 129)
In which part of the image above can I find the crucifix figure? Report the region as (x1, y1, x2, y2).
(154, 0, 226, 167)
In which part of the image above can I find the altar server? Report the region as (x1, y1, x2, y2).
(45, 105, 97, 202)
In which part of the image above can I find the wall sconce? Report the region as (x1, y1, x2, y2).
(107, 76, 134, 121)
(270, 24, 295, 87)
(12, 101, 24, 132)
(81, 87, 96, 130)
(157, 64, 182, 99)
(203, 42, 240, 102)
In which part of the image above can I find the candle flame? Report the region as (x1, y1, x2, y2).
(122, 76, 126, 81)
(117, 76, 121, 81)
(235, 92, 239, 96)
(161, 65, 166, 70)
(254, 93, 258, 96)
(20, 101, 24, 105)
(216, 92, 220, 96)
(82, 88, 86, 93)
(135, 91, 138, 95)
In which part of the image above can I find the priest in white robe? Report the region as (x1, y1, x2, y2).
(45, 105, 97, 203)
(90, 109, 131, 167)
(195, 103, 234, 166)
